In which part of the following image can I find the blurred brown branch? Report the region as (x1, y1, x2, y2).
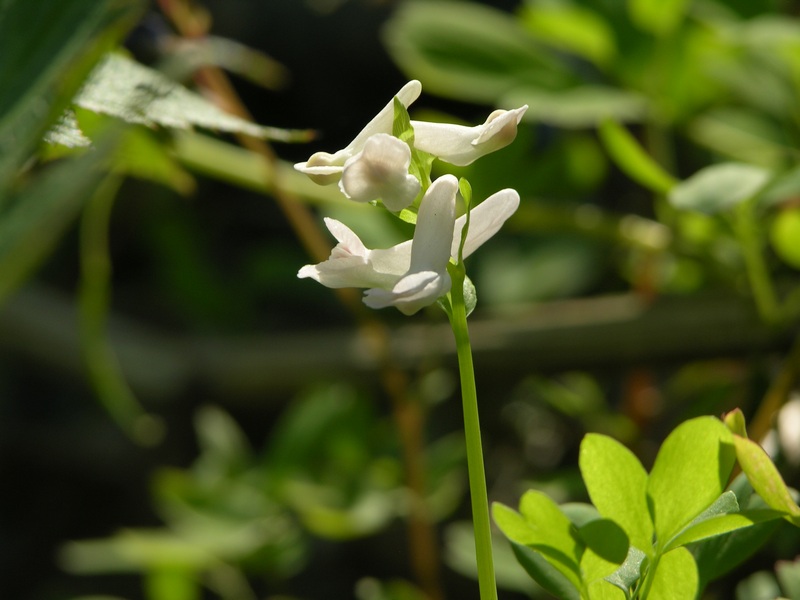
(2, 284, 794, 403)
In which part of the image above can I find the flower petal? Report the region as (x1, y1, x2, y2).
(297, 218, 403, 289)
(411, 105, 528, 166)
(409, 174, 458, 273)
(338, 133, 421, 211)
(452, 188, 520, 260)
(294, 81, 422, 184)
(363, 270, 450, 315)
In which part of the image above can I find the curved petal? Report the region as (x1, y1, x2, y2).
(363, 270, 451, 315)
(294, 81, 422, 184)
(411, 105, 528, 166)
(409, 174, 457, 273)
(452, 188, 520, 260)
(338, 134, 420, 211)
(297, 218, 401, 289)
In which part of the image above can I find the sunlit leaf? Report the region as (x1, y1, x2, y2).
(72, 53, 309, 142)
(580, 433, 653, 552)
(734, 435, 800, 525)
(646, 417, 736, 544)
(646, 547, 698, 599)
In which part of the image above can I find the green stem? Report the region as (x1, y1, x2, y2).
(448, 266, 497, 600)
(733, 200, 780, 325)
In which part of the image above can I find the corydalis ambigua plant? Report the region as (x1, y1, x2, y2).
(295, 80, 527, 600)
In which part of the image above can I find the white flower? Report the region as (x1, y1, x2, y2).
(338, 133, 421, 212)
(411, 105, 528, 167)
(294, 80, 422, 185)
(298, 175, 520, 315)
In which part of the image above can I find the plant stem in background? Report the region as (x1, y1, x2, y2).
(448, 264, 497, 600)
(734, 199, 780, 325)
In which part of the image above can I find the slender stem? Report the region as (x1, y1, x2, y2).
(734, 200, 780, 325)
(448, 267, 497, 600)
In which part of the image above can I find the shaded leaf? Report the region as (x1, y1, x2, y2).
(605, 546, 646, 596)
(511, 542, 581, 600)
(578, 519, 629, 583)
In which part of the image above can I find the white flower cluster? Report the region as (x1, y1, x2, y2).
(296, 80, 527, 315)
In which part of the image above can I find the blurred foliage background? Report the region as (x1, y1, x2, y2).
(2, 0, 800, 599)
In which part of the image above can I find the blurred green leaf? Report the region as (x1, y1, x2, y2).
(518, 3, 616, 67)
(0, 0, 143, 191)
(510, 542, 581, 600)
(145, 567, 199, 600)
(646, 417, 736, 544)
(776, 557, 800, 599)
(668, 163, 771, 213)
(770, 208, 800, 270)
(598, 120, 676, 195)
(503, 86, 648, 128)
(579, 433, 653, 553)
(384, 0, 574, 104)
(735, 570, 783, 600)
(628, 0, 690, 37)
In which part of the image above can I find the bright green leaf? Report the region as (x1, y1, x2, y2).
(734, 435, 800, 525)
(668, 163, 771, 214)
(646, 416, 736, 545)
(723, 408, 749, 438)
(580, 433, 653, 552)
(145, 567, 199, 600)
(628, 0, 690, 37)
(666, 509, 782, 551)
(598, 119, 676, 195)
(646, 547, 698, 600)
(770, 208, 800, 270)
(588, 578, 627, 599)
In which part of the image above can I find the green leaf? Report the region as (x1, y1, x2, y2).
(598, 120, 676, 195)
(668, 510, 782, 552)
(628, 0, 690, 37)
(145, 567, 199, 600)
(770, 208, 800, 270)
(723, 408, 749, 438)
(463, 275, 477, 318)
(605, 546, 646, 596)
(776, 557, 800, 599)
(646, 416, 736, 546)
(580, 433, 653, 552)
(578, 519, 629, 583)
(510, 542, 581, 600)
(668, 163, 772, 214)
(587, 579, 627, 599)
(72, 54, 308, 142)
(493, 493, 583, 590)
(504, 87, 648, 128)
(646, 547, 698, 600)
(518, 4, 616, 67)
(733, 435, 800, 525)
(0, 0, 143, 190)
(383, 0, 574, 104)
